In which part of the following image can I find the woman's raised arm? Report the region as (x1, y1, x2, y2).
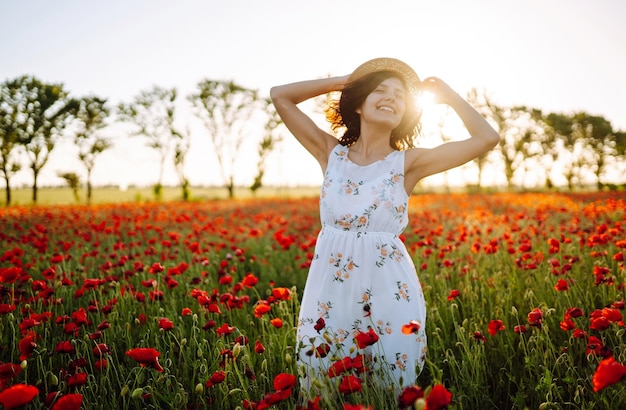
(270, 76, 348, 168)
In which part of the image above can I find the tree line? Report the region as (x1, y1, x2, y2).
(0, 75, 282, 205)
(1, 75, 625, 206)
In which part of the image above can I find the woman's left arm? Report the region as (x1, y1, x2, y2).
(406, 77, 500, 182)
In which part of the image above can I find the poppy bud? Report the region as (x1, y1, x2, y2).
(195, 383, 204, 394)
(233, 343, 242, 358)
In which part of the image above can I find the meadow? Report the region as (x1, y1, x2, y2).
(0, 191, 624, 409)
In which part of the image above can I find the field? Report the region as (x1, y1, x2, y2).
(0, 192, 624, 409)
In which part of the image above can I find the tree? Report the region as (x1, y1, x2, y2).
(4, 76, 74, 203)
(189, 80, 267, 199)
(173, 126, 191, 201)
(0, 80, 22, 205)
(535, 111, 570, 189)
(58, 171, 80, 202)
(71, 95, 111, 203)
(481, 98, 541, 189)
(118, 86, 187, 201)
(542, 112, 585, 190)
(572, 113, 617, 190)
(250, 98, 283, 194)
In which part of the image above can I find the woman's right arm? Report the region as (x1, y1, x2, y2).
(270, 76, 348, 168)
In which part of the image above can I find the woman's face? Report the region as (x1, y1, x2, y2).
(357, 77, 407, 130)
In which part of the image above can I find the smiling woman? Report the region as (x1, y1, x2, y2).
(270, 57, 500, 402)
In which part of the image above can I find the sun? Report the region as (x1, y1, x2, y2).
(415, 90, 436, 112)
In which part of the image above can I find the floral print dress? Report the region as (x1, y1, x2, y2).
(297, 143, 427, 394)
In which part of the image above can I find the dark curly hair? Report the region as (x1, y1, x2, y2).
(325, 71, 422, 150)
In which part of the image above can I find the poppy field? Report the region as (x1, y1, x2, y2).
(0, 192, 625, 409)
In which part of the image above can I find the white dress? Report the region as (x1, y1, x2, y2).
(296, 144, 427, 394)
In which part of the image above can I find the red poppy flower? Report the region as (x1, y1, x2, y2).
(560, 319, 576, 331)
(254, 301, 272, 318)
(355, 328, 379, 349)
(206, 370, 226, 388)
(93, 343, 111, 357)
(95, 358, 107, 370)
(207, 303, 222, 314)
(0, 303, 16, 314)
(254, 340, 265, 354)
(593, 356, 626, 392)
(315, 343, 331, 358)
(473, 331, 486, 343)
(67, 372, 88, 388)
(272, 287, 291, 301)
(18, 334, 37, 360)
(554, 279, 569, 291)
(270, 318, 283, 328)
(527, 308, 543, 328)
(71, 307, 89, 326)
(329, 356, 357, 378)
(398, 385, 424, 408)
(402, 320, 421, 335)
(273, 373, 296, 392)
(55, 340, 76, 354)
(602, 308, 623, 324)
(0, 362, 21, 380)
(338, 374, 362, 395)
(51, 393, 83, 410)
(158, 317, 174, 331)
(565, 307, 584, 320)
(242, 273, 259, 288)
(447, 289, 460, 301)
(586, 336, 608, 357)
(426, 384, 453, 410)
(216, 323, 235, 337)
(590, 316, 610, 331)
(149, 290, 164, 301)
(125, 348, 164, 372)
(0, 266, 21, 284)
(141, 279, 157, 288)
(148, 263, 165, 274)
(488, 320, 505, 335)
(0, 383, 39, 409)
(19, 318, 41, 333)
(514, 325, 528, 334)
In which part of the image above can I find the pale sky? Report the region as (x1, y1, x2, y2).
(1, 0, 625, 189)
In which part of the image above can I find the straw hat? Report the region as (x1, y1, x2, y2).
(348, 57, 421, 94)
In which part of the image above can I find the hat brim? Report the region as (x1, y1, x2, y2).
(348, 58, 421, 94)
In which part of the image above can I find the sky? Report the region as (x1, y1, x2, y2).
(1, 0, 625, 189)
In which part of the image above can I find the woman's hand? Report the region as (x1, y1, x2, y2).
(417, 77, 460, 106)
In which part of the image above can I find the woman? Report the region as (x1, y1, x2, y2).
(271, 58, 500, 397)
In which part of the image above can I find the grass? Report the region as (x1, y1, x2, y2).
(0, 185, 320, 206)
